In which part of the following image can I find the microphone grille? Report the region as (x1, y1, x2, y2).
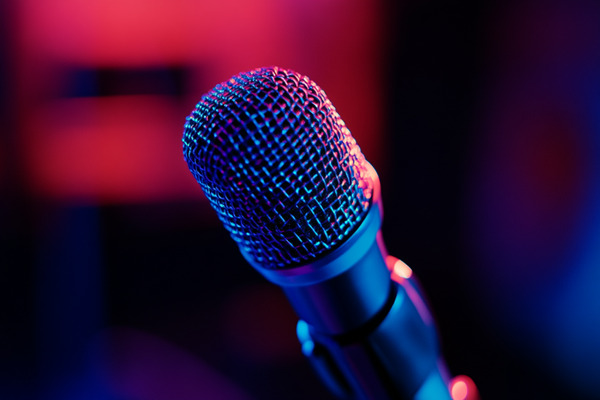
(183, 67, 374, 270)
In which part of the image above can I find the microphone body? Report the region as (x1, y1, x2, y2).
(183, 67, 452, 399)
(252, 170, 449, 399)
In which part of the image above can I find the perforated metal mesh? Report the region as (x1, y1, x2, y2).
(183, 67, 374, 269)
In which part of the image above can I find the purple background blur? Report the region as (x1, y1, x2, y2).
(2, 0, 600, 399)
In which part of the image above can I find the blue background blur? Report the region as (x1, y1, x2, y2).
(2, 0, 600, 399)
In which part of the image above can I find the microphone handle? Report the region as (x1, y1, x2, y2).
(296, 254, 451, 400)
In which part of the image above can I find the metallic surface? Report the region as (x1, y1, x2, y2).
(183, 67, 373, 270)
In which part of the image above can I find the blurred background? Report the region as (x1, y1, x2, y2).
(2, 0, 600, 399)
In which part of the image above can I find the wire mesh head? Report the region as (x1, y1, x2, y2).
(183, 67, 374, 270)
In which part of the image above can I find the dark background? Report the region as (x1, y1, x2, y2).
(2, 0, 600, 399)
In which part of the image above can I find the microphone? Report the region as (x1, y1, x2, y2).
(183, 67, 452, 399)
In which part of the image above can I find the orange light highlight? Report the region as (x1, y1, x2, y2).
(391, 258, 413, 281)
(450, 375, 479, 400)
(451, 380, 467, 400)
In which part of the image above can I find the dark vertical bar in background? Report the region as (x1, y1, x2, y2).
(381, 0, 492, 396)
(382, 0, 487, 274)
(36, 205, 109, 400)
(0, 0, 38, 398)
(1, 2, 108, 398)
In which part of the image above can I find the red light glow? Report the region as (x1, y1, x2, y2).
(15, 0, 383, 204)
(23, 96, 203, 203)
